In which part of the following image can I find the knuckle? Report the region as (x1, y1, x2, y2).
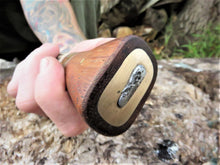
(12, 62, 24, 78)
(60, 125, 85, 137)
(7, 85, 16, 97)
(16, 99, 36, 113)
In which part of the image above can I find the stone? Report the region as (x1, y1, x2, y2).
(0, 58, 18, 83)
(0, 58, 219, 164)
(155, 140, 179, 161)
(207, 120, 219, 129)
(113, 26, 133, 38)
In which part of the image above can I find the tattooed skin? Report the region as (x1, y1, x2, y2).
(20, 0, 85, 54)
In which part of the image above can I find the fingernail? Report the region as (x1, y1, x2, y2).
(40, 58, 49, 73)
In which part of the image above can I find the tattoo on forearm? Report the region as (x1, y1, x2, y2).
(20, 0, 85, 54)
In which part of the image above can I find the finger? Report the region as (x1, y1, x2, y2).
(15, 44, 59, 114)
(7, 61, 25, 97)
(26, 43, 60, 62)
(7, 43, 59, 98)
(35, 57, 88, 136)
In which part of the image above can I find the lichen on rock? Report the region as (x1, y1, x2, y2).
(0, 58, 219, 164)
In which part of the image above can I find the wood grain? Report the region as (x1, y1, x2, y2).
(65, 38, 122, 114)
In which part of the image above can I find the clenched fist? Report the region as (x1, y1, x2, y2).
(7, 38, 114, 137)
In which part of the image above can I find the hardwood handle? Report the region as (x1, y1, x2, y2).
(65, 35, 157, 136)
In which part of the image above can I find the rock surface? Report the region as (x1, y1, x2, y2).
(0, 59, 18, 84)
(0, 58, 219, 164)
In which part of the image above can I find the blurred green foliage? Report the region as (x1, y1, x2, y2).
(175, 24, 220, 58)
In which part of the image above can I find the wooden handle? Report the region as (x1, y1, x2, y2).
(65, 35, 157, 136)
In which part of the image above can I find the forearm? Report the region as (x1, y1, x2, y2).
(20, 0, 86, 54)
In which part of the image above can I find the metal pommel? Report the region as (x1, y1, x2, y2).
(117, 65, 146, 108)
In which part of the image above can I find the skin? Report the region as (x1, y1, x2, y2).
(7, 0, 114, 137)
(20, 0, 85, 54)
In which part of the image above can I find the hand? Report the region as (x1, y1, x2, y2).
(7, 38, 114, 137)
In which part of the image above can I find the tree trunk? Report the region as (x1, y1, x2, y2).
(168, 0, 220, 51)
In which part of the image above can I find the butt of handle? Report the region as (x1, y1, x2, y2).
(65, 35, 157, 136)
